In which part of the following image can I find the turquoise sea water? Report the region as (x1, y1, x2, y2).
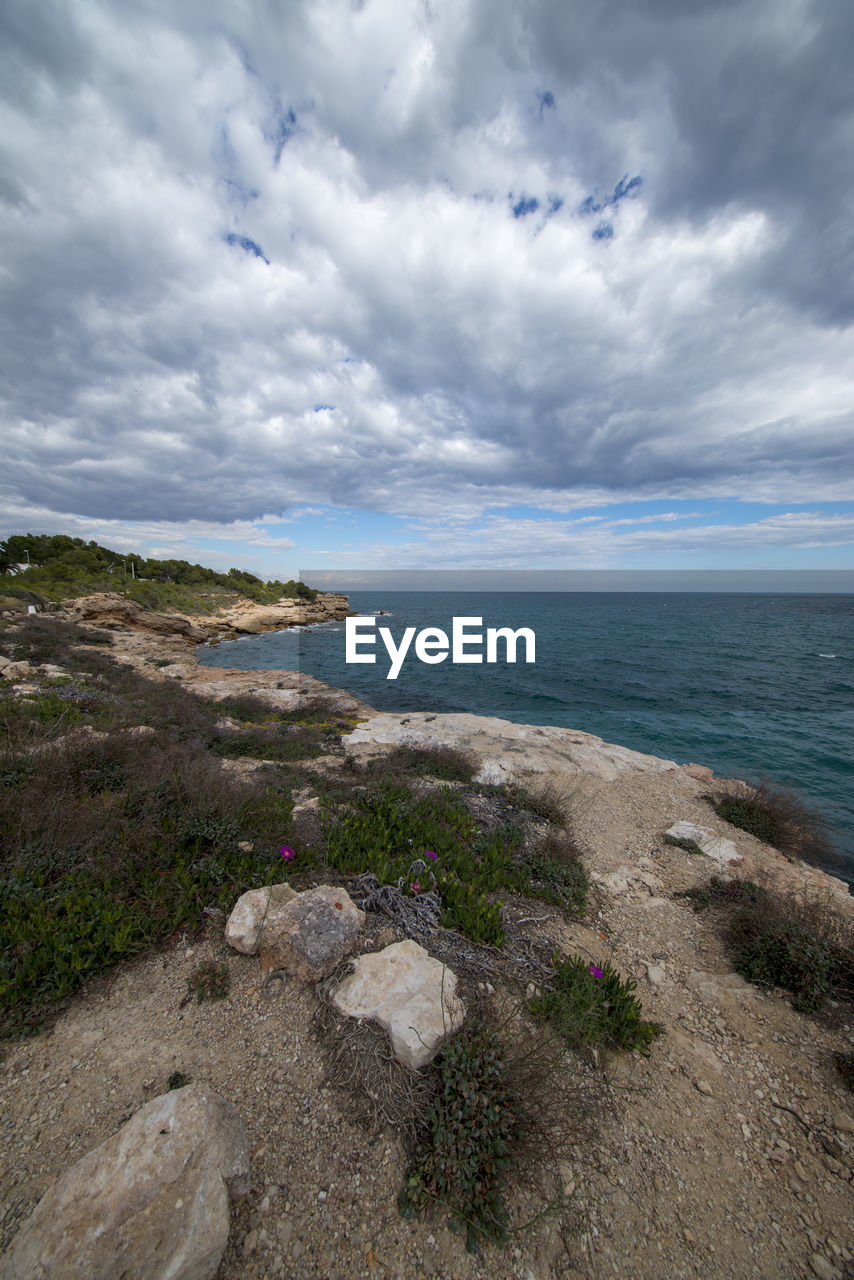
(198, 592, 854, 884)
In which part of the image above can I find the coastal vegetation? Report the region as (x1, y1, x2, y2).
(0, 614, 588, 1036)
(706, 776, 834, 867)
(0, 533, 316, 613)
(4, 605, 852, 1269)
(681, 876, 854, 1014)
(0, 609, 615, 1248)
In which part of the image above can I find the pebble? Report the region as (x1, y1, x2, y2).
(831, 1111, 854, 1134)
(809, 1253, 840, 1280)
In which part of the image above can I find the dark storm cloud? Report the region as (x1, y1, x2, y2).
(0, 0, 852, 543)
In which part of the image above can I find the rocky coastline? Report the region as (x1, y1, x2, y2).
(2, 603, 853, 1280)
(65, 589, 353, 644)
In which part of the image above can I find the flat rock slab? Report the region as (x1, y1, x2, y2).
(259, 885, 364, 982)
(666, 820, 741, 864)
(331, 939, 465, 1070)
(0, 1084, 249, 1280)
(225, 883, 298, 955)
(346, 711, 679, 782)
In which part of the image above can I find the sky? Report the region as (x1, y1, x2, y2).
(2, 0, 853, 582)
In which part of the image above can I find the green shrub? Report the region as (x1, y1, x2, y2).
(399, 1027, 516, 1252)
(663, 833, 704, 856)
(504, 780, 572, 826)
(438, 873, 504, 947)
(678, 877, 769, 912)
(528, 955, 663, 1056)
(326, 782, 513, 944)
(707, 778, 834, 866)
(365, 744, 477, 784)
(521, 838, 588, 915)
(732, 923, 832, 1013)
(678, 876, 854, 1014)
(186, 959, 230, 1003)
(209, 727, 327, 762)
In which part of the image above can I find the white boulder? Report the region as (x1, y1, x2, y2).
(0, 1084, 249, 1280)
(666, 821, 741, 864)
(225, 883, 298, 955)
(331, 939, 465, 1069)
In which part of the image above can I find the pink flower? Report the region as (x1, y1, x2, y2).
(280, 845, 295, 861)
(411, 881, 421, 894)
(589, 964, 603, 979)
(424, 850, 438, 861)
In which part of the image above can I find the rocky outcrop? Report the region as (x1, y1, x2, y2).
(68, 592, 208, 642)
(331, 939, 465, 1069)
(0, 1084, 249, 1280)
(63, 590, 351, 646)
(200, 593, 352, 641)
(344, 710, 680, 783)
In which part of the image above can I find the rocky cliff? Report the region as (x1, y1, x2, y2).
(64, 590, 352, 644)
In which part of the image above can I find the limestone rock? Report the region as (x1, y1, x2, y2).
(225, 884, 298, 955)
(331, 939, 465, 1069)
(259, 885, 364, 981)
(665, 821, 741, 864)
(210, 594, 352, 638)
(68, 593, 207, 643)
(346, 710, 680, 782)
(0, 1084, 249, 1280)
(682, 762, 715, 781)
(1, 659, 33, 679)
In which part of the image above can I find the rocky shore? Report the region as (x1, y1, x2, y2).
(2, 605, 853, 1280)
(66, 589, 353, 644)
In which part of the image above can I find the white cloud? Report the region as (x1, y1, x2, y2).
(1, 0, 853, 562)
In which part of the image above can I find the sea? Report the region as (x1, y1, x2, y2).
(197, 592, 854, 886)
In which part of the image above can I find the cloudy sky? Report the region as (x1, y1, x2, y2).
(2, 0, 853, 579)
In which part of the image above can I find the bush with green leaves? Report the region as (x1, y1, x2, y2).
(399, 1026, 516, 1252)
(679, 876, 854, 1014)
(528, 955, 663, 1056)
(325, 780, 587, 946)
(707, 778, 834, 867)
(0, 532, 318, 610)
(732, 923, 833, 1013)
(364, 744, 477, 784)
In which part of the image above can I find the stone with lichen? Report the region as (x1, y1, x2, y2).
(259, 885, 364, 982)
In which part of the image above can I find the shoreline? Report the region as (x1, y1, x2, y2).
(81, 603, 853, 905)
(3, 605, 854, 1279)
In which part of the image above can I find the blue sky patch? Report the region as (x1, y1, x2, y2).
(224, 232, 270, 264)
(512, 195, 540, 219)
(580, 174, 643, 217)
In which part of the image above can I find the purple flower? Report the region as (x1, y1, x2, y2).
(589, 964, 603, 979)
(411, 881, 422, 894)
(424, 850, 438, 861)
(280, 845, 295, 861)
